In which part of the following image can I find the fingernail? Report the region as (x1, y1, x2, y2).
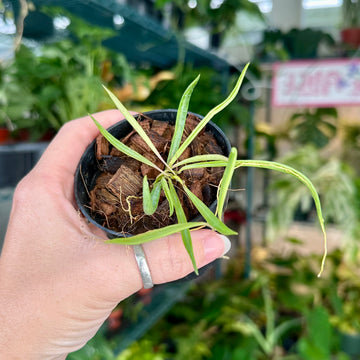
(204, 234, 231, 263)
(220, 235, 231, 256)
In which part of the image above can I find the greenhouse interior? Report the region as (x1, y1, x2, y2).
(1, 0, 360, 359)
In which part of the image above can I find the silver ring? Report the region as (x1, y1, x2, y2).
(133, 244, 154, 289)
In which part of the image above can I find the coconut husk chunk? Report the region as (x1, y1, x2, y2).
(107, 165, 143, 199)
(130, 130, 168, 154)
(183, 167, 206, 180)
(137, 114, 152, 130)
(184, 114, 202, 135)
(90, 174, 119, 216)
(151, 120, 169, 136)
(203, 133, 223, 154)
(100, 156, 124, 173)
(96, 134, 110, 160)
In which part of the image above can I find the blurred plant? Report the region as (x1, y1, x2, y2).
(325, 251, 360, 335)
(266, 145, 359, 249)
(256, 28, 335, 61)
(219, 280, 301, 359)
(297, 306, 349, 360)
(155, 0, 263, 47)
(68, 246, 359, 359)
(288, 108, 338, 149)
(341, 123, 360, 176)
(0, 8, 136, 139)
(67, 332, 117, 360)
(116, 339, 169, 360)
(342, 0, 360, 28)
(255, 29, 290, 62)
(282, 28, 335, 59)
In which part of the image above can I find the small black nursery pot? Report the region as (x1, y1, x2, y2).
(74, 109, 231, 239)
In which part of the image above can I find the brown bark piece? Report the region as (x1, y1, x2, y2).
(183, 167, 206, 180)
(148, 130, 169, 152)
(90, 174, 119, 216)
(203, 133, 223, 154)
(137, 114, 152, 131)
(140, 153, 164, 179)
(107, 165, 143, 198)
(184, 113, 202, 135)
(100, 156, 124, 173)
(190, 138, 203, 157)
(96, 134, 109, 160)
(151, 120, 169, 136)
(140, 164, 158, 179)
(120, 129, 136, 147)
(178, 146, 192, 162)
(208, 167, 225, 184)
(110, 147, 124, 157)
(122, 158, 142, 171)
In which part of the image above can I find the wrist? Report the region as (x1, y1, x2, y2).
(0, 264, 68, 360)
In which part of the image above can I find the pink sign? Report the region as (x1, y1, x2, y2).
(272, 59, 360, 107)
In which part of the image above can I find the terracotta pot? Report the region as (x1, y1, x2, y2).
(341, 28, 360, 47)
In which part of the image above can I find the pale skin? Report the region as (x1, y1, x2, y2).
(0, 110, 230, 359)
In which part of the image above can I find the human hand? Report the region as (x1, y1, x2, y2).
(0, 110, 231, 360)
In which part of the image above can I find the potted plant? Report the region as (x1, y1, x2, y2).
(341, 0, 360, 48)
(287, 107, 338, 148)
(75, 64, 327, 276)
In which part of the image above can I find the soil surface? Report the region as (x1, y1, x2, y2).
(89, 113, 225, 235)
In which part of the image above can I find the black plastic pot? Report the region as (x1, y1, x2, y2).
(74, 109, 231, 278)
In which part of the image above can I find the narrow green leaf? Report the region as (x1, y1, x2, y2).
(105, 221, 206, 245)
(91, 115, 162, 172)
(169, 63, 249, 166)
(161, 177, 174, 216)
(102, 85, 167, 167)
(236, 159, 327, 276)
(173, 154, 228, 168)
(151, 180, 162, 210)
(178, 160, 228, 173)
(143, 177, 162, 215)
(216, 147, 237, 219)
(168, 75, 200, 163)
(183, 185, 237, 236)
(168, 180, 199, 274)
(142, 175, 153, 215)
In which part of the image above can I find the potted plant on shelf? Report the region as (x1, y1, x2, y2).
(75, 64, 327, 276)
(341, 0, 360, 48)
